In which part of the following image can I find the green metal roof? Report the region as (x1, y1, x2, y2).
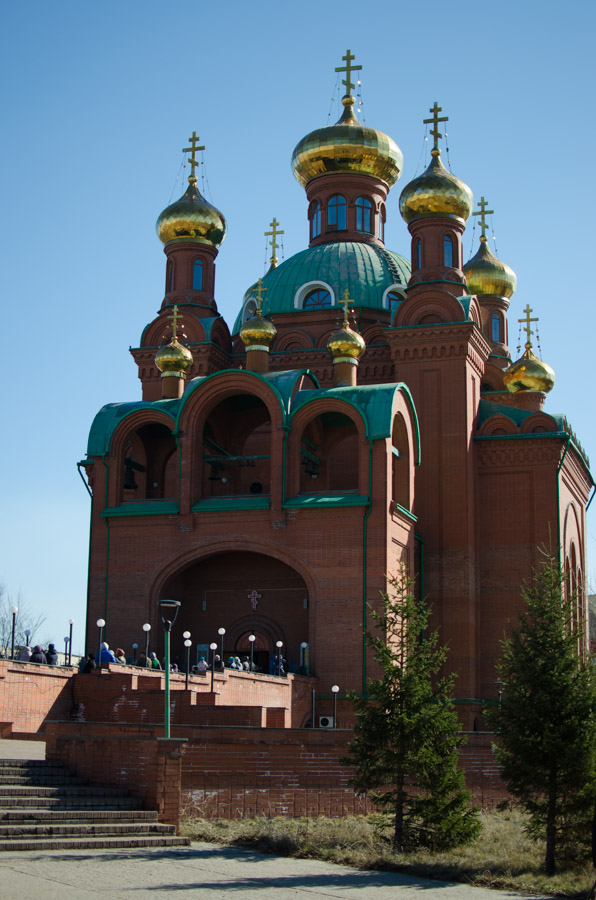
(86, 400, 180, 457)
(477, 399, 566, 430)
(232, 241, 410, 334)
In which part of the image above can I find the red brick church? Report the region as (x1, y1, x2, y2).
(81, 52, 592, 727)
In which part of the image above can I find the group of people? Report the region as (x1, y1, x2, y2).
(19, 644, 59, 665)
(78, 642, 165, 673)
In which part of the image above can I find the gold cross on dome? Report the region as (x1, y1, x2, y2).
(183, 131, 205, 183)
(339, 288, 355, 325)
(168, 304, 182, 340)
(254, 278, 267, 315)
(335, 49, 362, 98)
(472, 196, 494, 241)
(264, 218, 284, 269)
(423, 101, 448, 154)
(518, 304, 539, 348)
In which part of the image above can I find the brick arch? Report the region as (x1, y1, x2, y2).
(477, 414, 519, 436)
(394, 290, 467, 327)
(107, 409, 178, 508)
(142, 312, 207, 347)
(520, 412, 558, 434)
(179, 370, 286, 434)
(481, 362, 506, 392)
(274, 331, 314, 352)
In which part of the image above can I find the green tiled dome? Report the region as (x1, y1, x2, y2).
(232, 242, 410, 334)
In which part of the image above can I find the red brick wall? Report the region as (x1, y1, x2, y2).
(0, 660, 76, 736)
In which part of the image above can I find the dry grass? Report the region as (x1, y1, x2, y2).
(181, 809, 595, 898)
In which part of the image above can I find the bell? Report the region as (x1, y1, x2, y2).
(124, 464, 137, 490)
(208, 465, 221, 481)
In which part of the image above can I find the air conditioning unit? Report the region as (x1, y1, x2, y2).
(319, 716, 334, 728)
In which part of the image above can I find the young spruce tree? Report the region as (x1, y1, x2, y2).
(342, 564, 480, 852)
(485, 551, 596, 875)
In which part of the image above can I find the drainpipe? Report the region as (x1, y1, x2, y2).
(77, 462, 94, 655)
(362, 437, 373, 696)
(415, 533, 424, 643)
(174, 431, 182, 509)
(556, 434, 571, 570)
(102, 457, 110, 637)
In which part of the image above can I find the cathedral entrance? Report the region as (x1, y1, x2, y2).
(160, 551, 309, 673)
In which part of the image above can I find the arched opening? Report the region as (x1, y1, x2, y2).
(327, 194, 347, 232)
(391, 414, 410, 509)
(310, 201, 321, 239)
(303, 287, 332, 309)
(166, 260, 174, 293)
(380, 203, 386, 242)
(443, 234, 454, 267)
(121, 422, 178, 502)
(297, 411, 359, 494)
(192, 258, 203, 291)
(491, 313, 502, 342)
(415, 237, 422, 270)
(355, 196, 373, 233)
(160, 551, 310, 674)
(199, 394, 272, 499)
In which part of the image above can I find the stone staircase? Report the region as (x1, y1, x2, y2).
(0, 758, 190, 851)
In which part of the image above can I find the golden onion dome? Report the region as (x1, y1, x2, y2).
(240, 313, 277, 350)
(327, 321, 366, 362)
(156, 181, 226, 247)
(291, 97, 403, 189)
(154, 338, 193, 374)
(503, 346, 555, 394)
(399, 151, 473, 224)
(463, 238, 517, 298)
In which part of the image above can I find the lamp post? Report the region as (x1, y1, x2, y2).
(142, 623, 151, 666)
(24, 629, 31, 655)
(276, 640, 283, 676)
(132, 642, 138, 661)
(157, 599, 181, 739)
(96, 618, 105, 671)
(10, 607, 18, 660)
(210, 641, 218, 691)
(331, 685, 339, 729)
(183, 631, 192, 690)
(63, 636, 69, 666)
(217, 627, 225, 662)
(68, 619, 74, 665)
(249, 634, 255, 671)
(300, 641, 309, 675)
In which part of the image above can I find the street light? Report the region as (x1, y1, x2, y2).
(142, 623, 151, 666)
(300, 641, 309, 674)
(157, 599, 181, 740)
(10, 607, 18, 660)
(183, 634, 192, 690)
(68, 620, 74, 666)
(331, 685, 339, 729)
(63, 636, 70, 666)
(217, 627, 225, 662)
(209, 642, 218, 690)
(249, 634, 255, 671)
(96, 618, 105, 672)
(132, 642, 138, 661)
(276, 640, 283, 676)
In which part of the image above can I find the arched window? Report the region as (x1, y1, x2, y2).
(166, 260, 174, 293)
(242, 299, 257, 322)
(192, 259, 203, 291)
(415, 238, 422, 269)
(355, 196, 373, 233)
(386, 291, 402, 313)
(303, 288, 332, 309)
(443, 235, 454, 267)
(491, 313, 501, 342)
(311, 201, 321, 239)
(380, 204, 386, 242)
(327, 195, 346, 231)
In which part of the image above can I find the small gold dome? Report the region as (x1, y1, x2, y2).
(464, 239, 517, 298)
(503, 346, 555, 394)
(156, 182, 226, 247)
(327, 322, 366, 361)
(240, 313, 277, 350)
(155, 338, 193, 374)
(399, 152, 473, 224)
(291, 98, 403, 189)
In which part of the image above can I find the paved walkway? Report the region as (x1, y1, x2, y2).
(0, 842, 551, 899)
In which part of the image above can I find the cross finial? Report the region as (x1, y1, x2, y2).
(168, 304, 183, 341)
(183, 131, 205, 184)
(254, 278, 267, 315)
(423, 101, 448, 156)
(335, 49, 362, 99)
(339, 288, 355, 326)
(518, 304, 539, 349)
(472, 196, 494, 242)
(264, 218, 284, 269)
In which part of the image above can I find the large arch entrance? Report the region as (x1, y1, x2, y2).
(161, 551, 309, 673)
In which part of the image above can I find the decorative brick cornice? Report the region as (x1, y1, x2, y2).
(475, 437, 559, 468)
(386, 322, 490, 377)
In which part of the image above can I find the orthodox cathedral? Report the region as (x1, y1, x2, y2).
(82, 53, 592, 725)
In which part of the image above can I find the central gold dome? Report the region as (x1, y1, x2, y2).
(399, 152, 473, 223)
(156, 182, 226, 247)
(291, 98, 403, 189)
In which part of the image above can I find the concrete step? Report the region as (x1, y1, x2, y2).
(0, 822, 176, 838)
(0, 774, 90, 785)
(0, 809, 159, 823)
(0, 835, 191, 851)
(0, 759, 65, 769)
(0, 784, 127, 797)
(0, 796, 145, 810)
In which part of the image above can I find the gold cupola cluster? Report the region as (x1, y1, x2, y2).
(503, 305, 555, 394)
(291, 51, 403, 189)
(156, 132, 226, 248)
(399, 103, 473, 224)
(463, 198, 517, 298)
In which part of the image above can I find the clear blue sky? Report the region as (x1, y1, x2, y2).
(1, 0, 594, 653)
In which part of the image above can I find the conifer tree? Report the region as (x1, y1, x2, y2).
(343, 564, 480, 852)
(485, 552, 596, 875)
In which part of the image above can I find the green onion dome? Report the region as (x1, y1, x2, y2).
(399, 152, 473, 224)
(464, 239, 517, 299)
(156, 182, 226, 247)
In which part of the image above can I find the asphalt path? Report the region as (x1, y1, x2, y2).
(0, 841, 551, 899)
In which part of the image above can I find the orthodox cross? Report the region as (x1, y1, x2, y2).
(335, 49, 362, 98)
(183, 131, 205, 183)
(518, 304, 539, 348)
(254, 278, 267, 315)
(472, 196, 494, 241)
(168, 304, 182, 341)
(248, 590, 261, 611)
(423, 101, 448, 154)
(339, 288, 355, 326)
(264, 218, 284, 269)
